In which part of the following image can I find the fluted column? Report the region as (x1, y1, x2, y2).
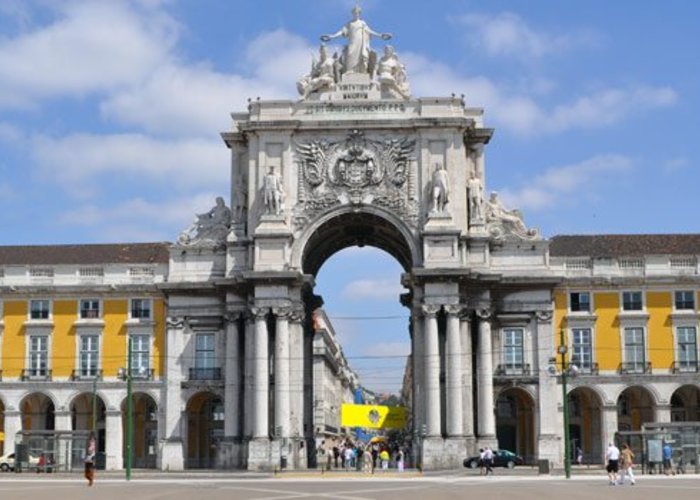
(252, 307, 269, 439)
(274, 307, 291, 438)
(289, 307, 305, 438)
(477, 309, 496, 437)
(105, 409, 123, 470)
(423, 304, 441, 437)
(460, 310, 474, 437)
(224, 313, 242, 439)
(445, 305, 464, 437)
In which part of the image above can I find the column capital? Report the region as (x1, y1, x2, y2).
(272, 306, 292, 319)
(166, 316, 187, 328)
(475, 308, 492, 320)
(444, 304, 466, 316)
(535, 310, 553, 323)
(224, 311, 245, 323)
(421, 304, 441, 317)
(249, 307, 269, 320)
(289, 306, 305, 323)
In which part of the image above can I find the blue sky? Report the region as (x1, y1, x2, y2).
(1, 0, 698, 393)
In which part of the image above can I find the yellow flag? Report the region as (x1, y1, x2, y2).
(341, 403, 407, 429)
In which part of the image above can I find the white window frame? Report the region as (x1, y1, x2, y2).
(621, 291, 644, 312)
(570, 327, 594, 371)
(194, 333, 216, 370)
(569, 291, 592, 313)
(674, 290, 696, 312)
(77, 333, 101, 378)
(501, 327, 525, 374)
(28, 299, 52, 321)
(129, 298, 153, 321)
(622, 326, 647, 372)
(675, 325, 698, 371)
(128, 332, 152, 378)
(79, 298, 102, 320)
(26, 332, 50, 378)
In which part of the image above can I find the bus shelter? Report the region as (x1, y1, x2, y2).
(14, 430, 93, 473)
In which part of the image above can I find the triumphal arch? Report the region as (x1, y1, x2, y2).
(162, 8, 560, 470)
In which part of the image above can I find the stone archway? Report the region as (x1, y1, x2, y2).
(185, 392, 224, 469)
(20, 393, 55, 431)
(70, 393, 106, 456)
(0, 398, 4, 456)
(568, 387, 603, 464)
(671, 385, 700, 422)
(617, 386, 656, 431)
(495, 388, 535, 463)
(121, 393, 157, 469)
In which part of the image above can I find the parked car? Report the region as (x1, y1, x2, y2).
(463, 449, 525, 469)
(0, 453, 41, 472)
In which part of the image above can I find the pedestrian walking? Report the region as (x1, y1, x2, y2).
(478, 448, 485, 475)
(662, 442, 674, 475)
(379, 448, 389, 470)
(396, 448, 405, 472)
(84, 432, 96, 487)
(483, 447, 494, 476)
(617, 443, 635, 486)
(605, 442, 620, 485)
(576, 446, 583, 466)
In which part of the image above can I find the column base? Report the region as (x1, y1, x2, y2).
(476, 435, 499, 451)
(219, 437, 246, 469)
(420, 437, 468, 470)
(537, 433, 562, 468)
(158, 439, 184, 471)
(247, 438, 274, 471)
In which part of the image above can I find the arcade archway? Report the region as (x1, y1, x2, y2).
(121, 393, 157, 468)
(671, 385, 700, 422)
(567, 387, 603, 463)
(20, 393, 55, 431)
(185, 392, 224, 469)
(70, 393, 106, 456)
(617, 386, 656, 431)
(495, 388, 535, 463)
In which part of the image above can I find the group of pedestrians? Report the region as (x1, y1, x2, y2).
(478, 447, 494, 475)
(605, 442, 635, 486)
(318, 439, 407, 473)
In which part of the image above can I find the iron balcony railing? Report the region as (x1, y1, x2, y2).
(70, 368, 103, 381)
(618, 361, 652, 374)
(574, 362, 600, 375)
(130, 368, 155, 380)
(671, 360, 699, 373)
(495, 363, 531, 376)
(21, 368, 52, 381)
(188, 367, 222, 381)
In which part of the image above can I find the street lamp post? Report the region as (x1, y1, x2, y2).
(118, 336, 134, 481)
(556, 328, 578, 480)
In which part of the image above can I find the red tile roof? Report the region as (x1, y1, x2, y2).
(0, 242, 170, 265)
(550, 234, 700, 257)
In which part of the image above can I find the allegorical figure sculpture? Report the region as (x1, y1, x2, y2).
(320, 5, 391, 76)
(232, 175, 247, 222)
(297, 44, 338, 99)
(178, 196, 232, 245)
(467, 172, 484, 223)
(431, 163, 450, 213)
(263, 166, 285, 216)
(485, 191, 539, 240)
(377, 45, 410, 99)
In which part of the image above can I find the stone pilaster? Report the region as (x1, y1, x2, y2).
(422, 304, 441, 437)
(221, 312, 243, 468)
(460, 309, 475, 440)
(445, 305, 464, 437)
(411, 306, 425, 435)
(2, 410, 21, 456)
(655, 404, 672, 423)
(252, 307, 269, 439)
(602, 405, 619, 449)
(105, 409, 123, 470)
(159, 316, 186, 470)
(288, 306, 306, 469)
(534, 310, 560, 464)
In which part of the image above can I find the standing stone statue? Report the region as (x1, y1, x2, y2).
(263, 167, 285, 216)
(430, 163, 450, 213)
(320, 5, 392, 76)
(467, 172, 484, 223)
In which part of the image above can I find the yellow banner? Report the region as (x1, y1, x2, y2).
(341, 403, 407, 429)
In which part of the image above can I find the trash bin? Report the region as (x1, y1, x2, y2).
(280, 455, 288, 469)
(538, 459, 550, 474)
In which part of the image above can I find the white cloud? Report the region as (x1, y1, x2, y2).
(0, 2, 178, 108)
(457, 12, 598, 60)
(341, 278, 404, 301)
(0, 121, 23, 143)
(31, 133, 227, 198)
(499, 154, 633, 211)
(663, 156, 689, 173)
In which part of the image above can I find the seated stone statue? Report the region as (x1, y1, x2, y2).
(297, 44, 337, 99)
(377, 46, 410, 99)
(485, 192, 538, 240)
(178, 197, 231, 245)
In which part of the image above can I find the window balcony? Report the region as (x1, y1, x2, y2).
(21, 368, 52, 381)
(618, 362, 652, 374)
(671, 361, 699, 373)
(130, 368, 154, 380)
(574, 362, 599, 375)
(189, 367, 222, 381)
(71, 369, 103, 381)
(495, 363, 531, 377)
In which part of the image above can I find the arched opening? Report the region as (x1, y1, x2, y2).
(185, 392, 224, 469)
(495, 388, 535, 463)
(0, 399, 5, 456)
(671, 385, 700, 422)
(70, 393, 106, 457)
(567, 387, 603, 464)
(121, 393, 157, 469)
(20, 393, 55, 431)
(617, 386, 656, 431)
(299, 210, 415, 466)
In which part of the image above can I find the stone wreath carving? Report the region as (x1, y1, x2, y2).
(293, 130, 417, 228)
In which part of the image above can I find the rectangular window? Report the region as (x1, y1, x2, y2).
(623, 327, 646, 372)
(79, 299, 100, 319)
(130, 299, 152, 320)
(29, 335, 49, 377)
(29, 299, 50, 320)
(503, 328, 524, 373)
(570, 292, 591, 312)
(571, 328, 593, 371)
(79, 335, 100, 377)
(195, 333, 215, 369)
(622, 291, 643, 311)
(130, 334, 151, 378)
(675, 291, 695, 311)
(677, 326, 698, 371)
